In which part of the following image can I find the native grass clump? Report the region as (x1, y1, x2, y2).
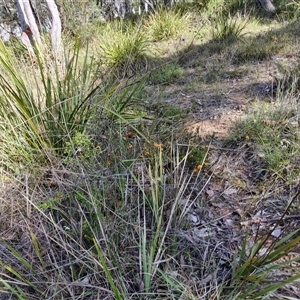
(145, 7, 191, 41)
(99, 21, 150, 77)
(211, 12, 250, 42)
(0, 35, 149, 173)
(0, 39, 101, 171)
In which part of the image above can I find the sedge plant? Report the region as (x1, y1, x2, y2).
(0, 39, 102, 173)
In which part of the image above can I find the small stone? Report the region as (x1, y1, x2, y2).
(188, 214, 199, 224)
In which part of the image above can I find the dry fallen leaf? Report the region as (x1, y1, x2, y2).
(223, 188, 238, 195)
(271, 228, 281, 238)
(206, 189, 215, 197)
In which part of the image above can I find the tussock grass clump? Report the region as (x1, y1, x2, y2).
(211, 12, 250, 42)
(0, 40, 102, 172)
(99, 22, 150, 77)
(145, 8, 190, 41)
(0, 38, 148, 175)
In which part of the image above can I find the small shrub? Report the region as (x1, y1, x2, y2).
(185, 147, 209, 172)
(160, 104, 186, 122)
(64, 131, 99, 169)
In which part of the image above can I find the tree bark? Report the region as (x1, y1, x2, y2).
(257, 0, 276, 13)
(14, 0, 62, 54)
(45, 0, 62, 53)
(14, 0, 40, 53)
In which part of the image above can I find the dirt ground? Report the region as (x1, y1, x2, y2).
(153, 31, 300, 296)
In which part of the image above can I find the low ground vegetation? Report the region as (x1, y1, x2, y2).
(1, 1, 300, 299)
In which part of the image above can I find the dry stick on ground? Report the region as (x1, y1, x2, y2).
(241, 214, 300, 226)
(241, 189, 300, 227)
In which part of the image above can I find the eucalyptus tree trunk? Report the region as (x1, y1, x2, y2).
(257, 0, 276, 13)
(14, 0, 62, 54)
(15, 0, 40, 54)
(45, 0, 62, 53)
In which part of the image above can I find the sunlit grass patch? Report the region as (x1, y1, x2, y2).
(145, 7, 190, 41)
(229, 83, 300, 181)
(99, 22, 150, 77)
(148, 62, 184, 85)
(211, 12, 250, 42)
